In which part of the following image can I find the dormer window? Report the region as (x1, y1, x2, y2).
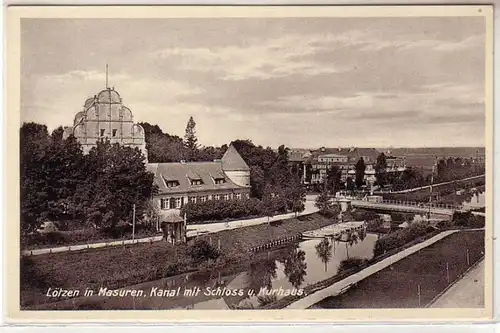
(166, 180, 180, 188)
(190, 178, 203, 186)
(214, 177, 225, 185)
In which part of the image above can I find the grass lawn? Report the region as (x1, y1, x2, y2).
(314, 230, 485, 309)
(21, 212, 335, 308)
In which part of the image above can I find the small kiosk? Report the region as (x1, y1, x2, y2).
(159, 211, 187, 245)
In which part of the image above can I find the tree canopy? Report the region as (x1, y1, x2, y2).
(20, 122, 156, 233)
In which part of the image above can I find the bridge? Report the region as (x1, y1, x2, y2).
(350, 199, 459, 216)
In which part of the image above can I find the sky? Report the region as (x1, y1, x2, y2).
(21, 17, 486, 148)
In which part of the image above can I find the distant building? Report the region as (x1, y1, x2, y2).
(307, 148, 380, 185)
(147, 144, 251, 221)
(62, 86, 147, 160)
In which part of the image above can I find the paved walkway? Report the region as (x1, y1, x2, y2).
(22, 195, 318, 256)
(286, 229, 459, 309)
(188, 195, 318, 236)
(430, 259, 484, 308)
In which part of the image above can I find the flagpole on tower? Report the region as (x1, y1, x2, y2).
(105, 64, 109, 88)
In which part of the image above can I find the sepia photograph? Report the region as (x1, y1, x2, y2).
(5, 5, 494, 323)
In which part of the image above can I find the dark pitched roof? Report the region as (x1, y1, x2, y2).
(147, 161, 249, 195)
(221, 144, 250, 171)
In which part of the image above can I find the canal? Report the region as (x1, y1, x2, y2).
(42, 233, 379, 310)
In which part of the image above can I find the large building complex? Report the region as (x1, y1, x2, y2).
(288, 147, 407, 187)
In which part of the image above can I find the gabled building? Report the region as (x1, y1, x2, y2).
(147, 144, 251, 220)
(63, 87, 147, 160)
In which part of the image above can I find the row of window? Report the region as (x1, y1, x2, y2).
(163, 176, 226, 188)
(159, 192, 249, 210)
(95, 129, 119, 137)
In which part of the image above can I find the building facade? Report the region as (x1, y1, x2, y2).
(147, 144, 251, 219)
(62, 87, 147, 160)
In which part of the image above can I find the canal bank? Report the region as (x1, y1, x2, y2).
(310, 229, 484, 309)
(28, 231, 380, 310)
(21, 212, 337, 308)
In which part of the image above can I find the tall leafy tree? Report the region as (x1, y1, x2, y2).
(281, 248, 307, 288)
(315, 190, 332, 215)
(375, 152, 388, 186)
(41, 134, 86, 222)
(78, 140, 157, 229)
(315, 238, 333, 272)
(20, 123, 51, 232)
(286, 174, 306, 217)
(326, 165, 341, 195)
(355, 157, 366, 188)
(262, 184, 276, 225)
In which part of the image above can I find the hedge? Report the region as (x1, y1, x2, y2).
(373, 223, 436, 257)
(21, 223, 158, 249)
(180, 197, 287, 223)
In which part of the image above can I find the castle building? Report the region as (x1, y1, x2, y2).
(62, 86, 147, 160)
(64, 80, 252, 243)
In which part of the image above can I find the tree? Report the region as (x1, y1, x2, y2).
(375, 153, 388, 187)
(282, 248, 307, 288)
(184, 116, 199, 160)
(249, 258, 278, 293)
(326, 165, 341, 195)
(315, 190, 332, 215)
(344, 229, 360, 259)
(51, 126, 65, 142)
(41, 134, 86, 223)
(346, 177, 356, 193)
(262, 184, 276, 225)
(287, 174, 306, 217)
(315, 238, 333, 272)
(79, 140, 157, 230)
(355, 157, 366, 188)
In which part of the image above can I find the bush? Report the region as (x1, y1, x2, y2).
(338, 257, 369, 273)
(351, 210, 380, 221)
(186, 239, 220, 262)
(452, 211, 485, 229)
(373, 222, 435, 257)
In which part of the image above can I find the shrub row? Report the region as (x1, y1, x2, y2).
(180, 197, 287, 223)
(21, 223, 158, 248)
(373, 223, 436, 257)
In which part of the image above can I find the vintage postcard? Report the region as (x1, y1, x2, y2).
(5, 5, 494, 324)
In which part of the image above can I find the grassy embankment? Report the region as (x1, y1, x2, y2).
(20, 212, 334, 308)
(314, 230, 485, 309)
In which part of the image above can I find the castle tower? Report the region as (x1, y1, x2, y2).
(221, 144, 250, 187)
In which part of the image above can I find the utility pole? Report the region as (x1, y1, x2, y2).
(132, 203, 136, 240)
(428, 158, 436, 220)
(466, 248, 470, 266)
(446, 262, 450, 284)
(417, 284, 421, 307)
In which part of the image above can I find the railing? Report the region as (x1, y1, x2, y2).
(352, 199, 460, 211)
